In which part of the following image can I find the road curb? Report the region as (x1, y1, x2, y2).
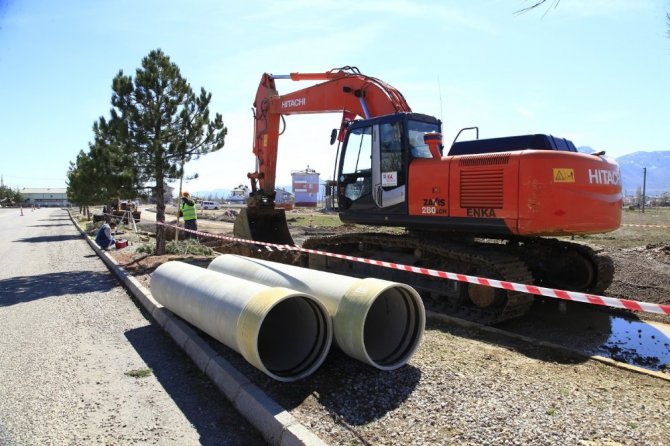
(69, 213, 326, 446)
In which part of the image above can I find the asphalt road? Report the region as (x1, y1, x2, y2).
(0, 207, 265, 445)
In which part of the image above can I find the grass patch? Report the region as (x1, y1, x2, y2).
(136, 239, 214, 256)
(125, 367, 153, 378)
(287, 212, 342, 227)
(570, 207, 670, 249)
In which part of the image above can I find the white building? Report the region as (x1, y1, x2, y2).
(291, 166, 319, 207)
(20, 188, 69, 207)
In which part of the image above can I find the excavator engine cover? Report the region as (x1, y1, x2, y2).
(233, 207, 294, 245)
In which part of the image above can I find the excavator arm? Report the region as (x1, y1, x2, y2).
(248, 66, 412, 206)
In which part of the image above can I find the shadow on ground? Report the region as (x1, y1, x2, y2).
(124, 326, 266, 446)
(14, 234, 82, 243)
(0, 271, 116, 307)
(198, 324, 421, 428)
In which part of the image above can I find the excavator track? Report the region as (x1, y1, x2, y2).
(300, 232, 616, 324)
(302, 232, 536, 325)
(502, 237, 615, 295)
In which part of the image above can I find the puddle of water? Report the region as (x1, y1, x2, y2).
(500, 299, 670, 372)
(592, 317, 670, 371)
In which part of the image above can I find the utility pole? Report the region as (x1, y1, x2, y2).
(641, 167, 647, 214)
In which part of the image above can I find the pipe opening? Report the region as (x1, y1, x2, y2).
(257, 296, 331, 378)
(363, 286, 424, 368)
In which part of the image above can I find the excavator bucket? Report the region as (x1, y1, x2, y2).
(233, 207, 295, 245)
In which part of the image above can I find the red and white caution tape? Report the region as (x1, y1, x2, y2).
(621, 223, 670, 229)
(157, 222, 670, 317)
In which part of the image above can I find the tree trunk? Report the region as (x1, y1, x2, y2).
(155, 175, 167, 255)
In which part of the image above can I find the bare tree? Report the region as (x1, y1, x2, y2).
(515, 0, 561, 15)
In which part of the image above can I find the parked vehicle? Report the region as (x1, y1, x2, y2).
(201, 201, 221, 210)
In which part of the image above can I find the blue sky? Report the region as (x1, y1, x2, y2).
(1, 0, 669, 193)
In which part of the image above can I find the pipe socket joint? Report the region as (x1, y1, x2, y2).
(337, 277, 424, 370)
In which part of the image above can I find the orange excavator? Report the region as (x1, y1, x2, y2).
(234, 66, 622, 323)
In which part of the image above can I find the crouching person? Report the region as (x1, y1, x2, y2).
(95, 222, 117, 250)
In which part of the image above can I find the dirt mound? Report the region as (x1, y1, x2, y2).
(603, 243, 670, 322)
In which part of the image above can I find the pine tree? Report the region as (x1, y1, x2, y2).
(98, 49, 226, 254)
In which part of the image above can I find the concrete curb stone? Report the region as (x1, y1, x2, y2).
(151, 306, 171, 329)
(184, 334, 214, 372)
(205, 354, 250, 400)
(68, 211, 327, 446)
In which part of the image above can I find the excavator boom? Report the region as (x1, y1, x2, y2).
(236, 66, 412, 244)
(249, 67, 411, 200)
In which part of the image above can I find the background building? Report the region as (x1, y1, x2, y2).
(275, 187, 294, 210)
(20, 188, 69, 207)
(226, 184, 250, 204)
(291, 166, 319, 207)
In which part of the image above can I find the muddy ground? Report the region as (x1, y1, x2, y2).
(606, 243, 670, 314)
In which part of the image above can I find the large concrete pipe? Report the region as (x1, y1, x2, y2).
(208, 255, 425, 371)
(151, 261, 332, 382)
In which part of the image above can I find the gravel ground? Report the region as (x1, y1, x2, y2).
(0, 208, 265, 445)
(103, 212, 670, 446)
(192, 317, 669, 446)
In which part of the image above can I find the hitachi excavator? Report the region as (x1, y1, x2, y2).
(233, 66, 622, 324)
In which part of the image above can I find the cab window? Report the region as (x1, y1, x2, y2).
(408, 120, 441, 158)
(340, 125, 372, 203)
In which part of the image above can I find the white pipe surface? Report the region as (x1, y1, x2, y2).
(208, 255, 425, 370)
(151, 261, 332, 382)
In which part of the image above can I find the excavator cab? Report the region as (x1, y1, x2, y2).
(337, 112, 442, 216)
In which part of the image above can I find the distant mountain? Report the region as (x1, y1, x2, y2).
(192, 188, 231, 200)
(614, 151, 670, 196)
(577, 147, 669, 196)
(577, 146, 596, 154)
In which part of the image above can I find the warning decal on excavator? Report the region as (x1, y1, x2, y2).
(382, 171, 397, 187)
(553, 168, 575, 183)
